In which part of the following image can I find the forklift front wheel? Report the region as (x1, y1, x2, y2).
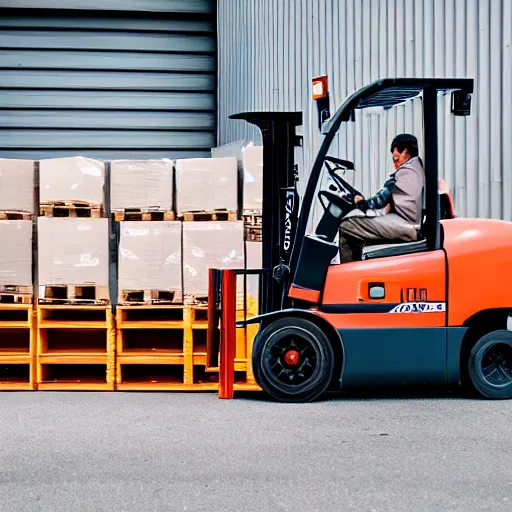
(468, 330, 512, 399)
(252, 317, 335, 403)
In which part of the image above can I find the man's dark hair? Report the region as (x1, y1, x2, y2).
(390, 133, 419, 158)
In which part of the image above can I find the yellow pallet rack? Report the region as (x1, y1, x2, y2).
(0, 304, 36, 390)
(36, 305, 115, 390)
(115, 304, 218, 391)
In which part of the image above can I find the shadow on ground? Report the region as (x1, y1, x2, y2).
(235, 384, 479, 403)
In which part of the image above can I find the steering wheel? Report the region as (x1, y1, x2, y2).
(323, 156, 362, 198)
(317, 190, 354, 212)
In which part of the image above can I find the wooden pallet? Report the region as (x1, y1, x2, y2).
(38, 284, 109, 305)
(242, 211, 262, 226)
(243, 210, 262, 242)
(183, 294, 209, 305)
(36, 305, 115, 391)
(0, 285, 33, 304)
(179, 210, 237, 222)
(118, 289, 181, 305)
(113, 209, 175, 222)
(0, 304, 36, 390)
(245, 225, 262, 242)
(0, 293, 33, 305)
(115, 304, 211, 390)
(116, 304, 208, 329)
(0, 211, 33, 221)
(40, 202, 103, 218)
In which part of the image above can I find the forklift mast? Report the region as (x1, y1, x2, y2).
(230, 112, 303, 314)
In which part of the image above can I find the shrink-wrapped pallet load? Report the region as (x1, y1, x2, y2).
(118, 221, 182, 302)
(175, 157, 238, 213)
(0, 159, 36, 213)
(110, 159, 173, 211)
(245, 241, 262, 316)
(242, 146, 263, 211)
(39, 156, 105, 206)
(182, 221, 245, 299)
(37, 217, 109, 302)
(0, 220, 33, 287)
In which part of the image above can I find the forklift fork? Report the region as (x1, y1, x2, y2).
(207, 268, 269, 399)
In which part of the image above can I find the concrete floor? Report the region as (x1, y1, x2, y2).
(1, 389, 511, 512)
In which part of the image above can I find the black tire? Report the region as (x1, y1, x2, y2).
(252, 317, 335, 403)
(468, 330, 512, 399)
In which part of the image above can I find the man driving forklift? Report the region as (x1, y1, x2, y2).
(339, 133, 425, 261)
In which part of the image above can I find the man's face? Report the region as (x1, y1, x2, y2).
(392, 147, 410, 169)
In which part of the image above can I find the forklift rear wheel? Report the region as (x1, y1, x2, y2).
(252, 317, 335, 403)
(468, 330, 512, 399)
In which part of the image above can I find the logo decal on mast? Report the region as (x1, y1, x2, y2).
(283, 191, 295, 252)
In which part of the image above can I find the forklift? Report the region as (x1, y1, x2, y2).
(208, 78, 512, 402)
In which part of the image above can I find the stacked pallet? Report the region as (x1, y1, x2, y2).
(0, 159, 37, 389)
(113, 156, 246, 390)
(175, 156, 238, 222)
(36, 157, 112, 389)
(113, 159, 183, 390)
(111, 159, 175, 222)
(115, 304, 217, 390)
(36, 305, 114, 390)
(113, 159, 180, 306)
(0, 146, 264, 393)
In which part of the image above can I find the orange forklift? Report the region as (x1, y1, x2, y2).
(208, 78, 512, 402)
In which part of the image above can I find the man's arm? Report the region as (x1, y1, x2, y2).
(356, 175, 396, 210)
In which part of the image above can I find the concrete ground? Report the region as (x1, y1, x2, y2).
(1, 389, 511, 512)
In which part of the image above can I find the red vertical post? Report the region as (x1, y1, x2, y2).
(219, 270, 236, 399)
(206, 268, 217, 369)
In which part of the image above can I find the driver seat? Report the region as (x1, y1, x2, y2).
(361, 237, 427, 260)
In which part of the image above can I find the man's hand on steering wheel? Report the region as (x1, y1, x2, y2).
(354, 195, 370, 213)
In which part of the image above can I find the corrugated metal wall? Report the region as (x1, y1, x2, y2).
(0, 0, 216, 160)
(217, 0, 512, 221)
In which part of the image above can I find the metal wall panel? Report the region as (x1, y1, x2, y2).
(0, 2, 216, 159)
(0, 1, 213, 13)
(217, 0, 512, 221)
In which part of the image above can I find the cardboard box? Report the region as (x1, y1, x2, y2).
(110, 159, 173, 210)
(183, 221, 244, 297)
(37, 217, 109, 286)
(39, 156, 105, 205)
(118, 221, 182, 295)
(0, 220, 33, 286)
(175, 157, 238, 212)
(242, 146, 263, 211)
(0, 159, 35, 213)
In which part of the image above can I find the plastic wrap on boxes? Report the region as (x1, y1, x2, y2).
(0, 159, 35, 213)
(118, 221, 181, 294)
(110, 159, 173, 210)
(0, 220, 33, 286)
(183, 221, 244, 297)
(39, 156, 105, 205)
(211, 140, 246, 160)
(37, 217, 109, 286)
(242, 146, 263, 211)
(175, 157, 238, 212)
(245, 241, 262, 313)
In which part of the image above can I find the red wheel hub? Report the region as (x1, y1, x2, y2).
(283, 349, 300, 366)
